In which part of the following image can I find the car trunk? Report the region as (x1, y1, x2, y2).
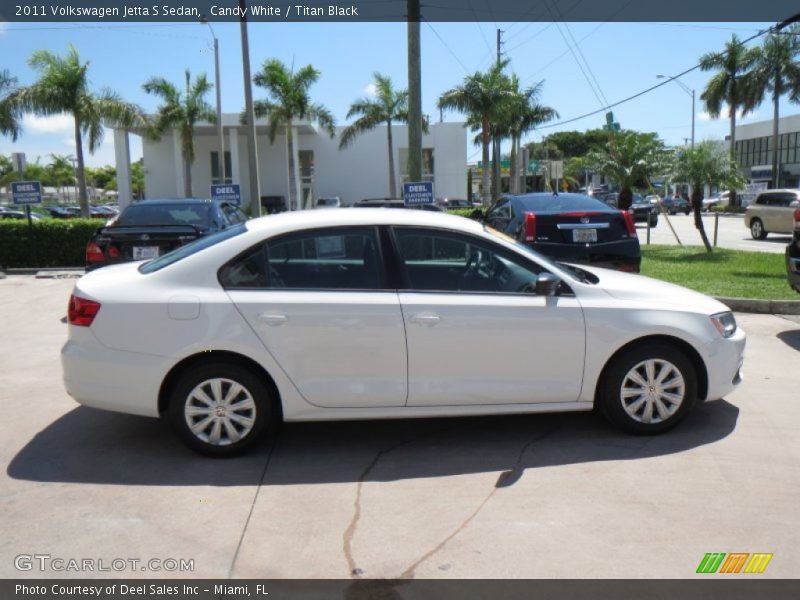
(534, 211, 632, 245)
(94, 225, 202, 262)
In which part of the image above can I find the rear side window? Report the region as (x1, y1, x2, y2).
(266, 227, 382, 290)
(218, 245, 268, 288)
(139, 224, 246, 274)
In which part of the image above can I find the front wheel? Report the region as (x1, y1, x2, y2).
(598, 344, 697, 434)
(169, 362, 274, 456)
(750, 218, 767, 240)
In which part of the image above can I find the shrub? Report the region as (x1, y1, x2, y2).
(0, 219, 105, 269)
(710, 205, 747, 214)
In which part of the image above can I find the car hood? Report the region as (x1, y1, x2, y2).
(576, 265, 730, 315)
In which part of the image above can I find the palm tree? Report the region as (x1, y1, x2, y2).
(340, 73, 414, 198)
(10, 46, 146, 216)
(437, 60, 513, 206)
(144, 70, 215, 198)
(504, 76, 558, 194)
(0, 70, 21, 140)
(699, 34, 760, 205)
(588, 131, 668, 210)
(47, 154, 77, 202)
(671, 141, 745, 252)
(749, 25, 800, 188)
(251, 59, 335, 211)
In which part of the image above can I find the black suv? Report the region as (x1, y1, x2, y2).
(85, 198, 247, 270)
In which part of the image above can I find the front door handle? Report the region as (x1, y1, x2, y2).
(259, 313, 288, 326)
(409, 313, 441, 326)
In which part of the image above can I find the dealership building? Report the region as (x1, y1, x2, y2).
(111, 116, 467, 209)
(733, 113, 800, 188)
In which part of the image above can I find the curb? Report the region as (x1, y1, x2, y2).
(4, 267, 85, 276)
(715, 296, 800, 315)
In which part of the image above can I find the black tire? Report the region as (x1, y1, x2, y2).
(683, 208, 691, 215)
(648, 215, 659, 228)
(750, 218, 767, 240)
(169, 361, 274, 457)
(598, 343, 698, 435)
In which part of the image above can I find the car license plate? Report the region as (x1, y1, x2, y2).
(573, 229, 597, 243)
(133, 246, 159, 260)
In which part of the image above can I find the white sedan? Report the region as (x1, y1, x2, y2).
(62, 209, 745, 456)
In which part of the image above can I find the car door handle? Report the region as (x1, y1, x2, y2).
(259, 313, 288, 326)
(409, 313, 440, 326)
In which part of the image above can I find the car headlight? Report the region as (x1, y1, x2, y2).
(710, 312, 737, 338)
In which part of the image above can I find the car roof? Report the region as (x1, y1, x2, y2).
(243, 207, 483, 236)
(128, 198, 219, 206)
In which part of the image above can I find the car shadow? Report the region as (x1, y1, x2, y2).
(8, 400, 740, 488)
(777, 329, 800, 352)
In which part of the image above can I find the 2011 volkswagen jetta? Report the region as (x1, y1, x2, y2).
(62, 209, 745, 456)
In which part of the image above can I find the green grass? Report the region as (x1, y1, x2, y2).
(641, 245, 796, 300)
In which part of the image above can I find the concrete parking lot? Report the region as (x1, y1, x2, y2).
(642, 212, 791, 254)
(1, 275, 798, 579)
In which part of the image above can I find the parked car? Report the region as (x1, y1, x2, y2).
(630, 195, 659, 227)
(785, 206, 800, 293)
(42, 205, 77, 219)
(744, 189, 800, 240)
(85, 198, 247, 271)
(315, 196, 342, 209)
(702, 191, 730, 211)
(353, 198, 443, 211)
(0, 210, 43, 220)
(485, 192, 641, 272)
(660, 196, 692, 215)
(644, 194, 661, 205)
(437, 197, 476, 209)
(62, 208, 745, 456)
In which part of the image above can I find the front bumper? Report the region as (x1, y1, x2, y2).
(702, 326, 746, 401)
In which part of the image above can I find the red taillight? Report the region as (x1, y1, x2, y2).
(68, 294, 101, 327)
(86, 242, 104, 263)
(523, 212, 537, 242)
(622, 210, 637, 237)
(794, 208, 800, 230)
(107, 245, 120, 258)
(618, 264, 637, 273)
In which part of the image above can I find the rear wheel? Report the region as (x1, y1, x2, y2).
(169, 362, 273, 456)
(750, 218, 767, 240)
(648, 214, 659, 227)
(598, 344, 697, 434)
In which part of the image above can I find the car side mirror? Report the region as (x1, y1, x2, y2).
(535, 272, 561, 296)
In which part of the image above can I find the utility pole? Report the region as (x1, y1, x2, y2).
(240, 0, 261, 216)
(492, 28, 503, 201)
(407, 0, 422, 183)
(200, 17, 226, 184)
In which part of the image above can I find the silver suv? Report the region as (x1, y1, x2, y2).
(744, 189, 800, 239)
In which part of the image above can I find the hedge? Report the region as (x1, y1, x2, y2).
(446, 207, 486, 219)
(0, 219, 106, 269)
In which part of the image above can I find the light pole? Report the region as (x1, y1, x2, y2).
(200, 17, 226, 185)
(657, 74, 695, 148)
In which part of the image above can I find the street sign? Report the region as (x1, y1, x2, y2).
(11, 181, 42, 205)
(210, 183, 241, 206)
(403, 181, 434, 206)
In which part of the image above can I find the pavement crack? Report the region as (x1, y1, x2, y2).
(343, 439, 413, 578)
(225, 431, 280, 580)
(398, 426, 559, 579)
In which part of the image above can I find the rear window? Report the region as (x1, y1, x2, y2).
(118, 203, 211, 227)
(517, 194, 612, 213)
(138, 224, 246, 274)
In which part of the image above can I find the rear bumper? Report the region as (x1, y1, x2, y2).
(61, 330, 166, 418)
(529, 240, 641, 272)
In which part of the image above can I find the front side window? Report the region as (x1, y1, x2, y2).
(393, 228, 543, 294)
(266, 227, 382, 290)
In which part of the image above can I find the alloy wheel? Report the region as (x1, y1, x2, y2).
(619, 359, 686, 424)
(183, 378, 257, 446)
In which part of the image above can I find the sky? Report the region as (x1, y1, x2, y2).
(0, 19, 796, 168)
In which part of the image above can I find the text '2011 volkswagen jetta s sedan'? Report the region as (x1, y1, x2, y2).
(62, 209, 745, 456)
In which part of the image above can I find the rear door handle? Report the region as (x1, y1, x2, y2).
(259, 313, 288, 326)
(409, 313, 440, 326)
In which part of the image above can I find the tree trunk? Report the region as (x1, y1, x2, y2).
(618, 186, 633, 211)
(386, 119, 396, 197)
(771, 80, 780, 189)
(509, 133, 518, 194)
(729, 105, 738, 207)
(183, 157, 192, 198)
(74, 117, 89, 217)
(287, 120, 298, 211)
(692, 183, 712, 252)
(481, 117, 491, 206)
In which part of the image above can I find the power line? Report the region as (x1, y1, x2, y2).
(423, 19, 470, 74)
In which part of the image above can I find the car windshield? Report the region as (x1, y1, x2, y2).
(138, 224, 246, 274)
(516, 194, 611, 213)
(483, 225, 597, 285)
(117, 203, 211, 227)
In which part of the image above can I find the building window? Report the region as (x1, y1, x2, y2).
(211, 151, 233, 184)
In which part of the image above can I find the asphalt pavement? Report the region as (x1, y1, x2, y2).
(1, 276, 798, 579)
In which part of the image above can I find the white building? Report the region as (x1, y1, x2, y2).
(112, 116, 467, 209)
(733, 113, 800, 188)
